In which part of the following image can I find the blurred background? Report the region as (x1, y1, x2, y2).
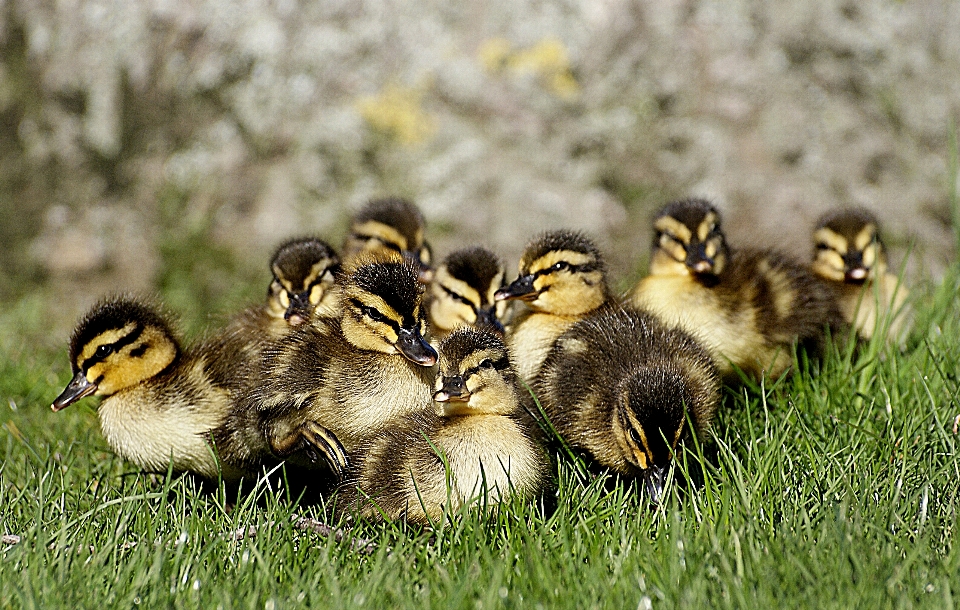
(1, 0, 959, 344)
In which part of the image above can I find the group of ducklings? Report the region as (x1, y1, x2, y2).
(51, 197, 910, 523)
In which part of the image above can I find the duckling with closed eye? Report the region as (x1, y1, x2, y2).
(51, 298, 259, 480)
(495, 229, 613, 384)
(811, 208, 911, 344)
(627, 198, 842, 381)
(535, 307, 720, 503)
(428, 246, 508, 342)
(342, 197, 433, 282)
(338, 326, 550, 524)
(218, 251, 438, 475)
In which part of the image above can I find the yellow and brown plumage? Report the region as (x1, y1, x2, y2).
(627, 198, 842, 381)
(342, 197, 433, 282)
(495, 229, 613, 384)
(534, 306, 719, 502)
(224, 237, 341, 356)
(811, 208, 911, 344)
(219, 251, 438, 475)
(51, 297, 256, 481)
(427, 246, 508, 342)
(338, 326, 550, 524)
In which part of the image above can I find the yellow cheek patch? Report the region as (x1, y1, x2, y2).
(79, 323, 137, 363)
(814, 228, 848, 255)
(659, 235, 687, 262)
(696, 212, 717, 241)
(484, 269, 505, 306)
(654, 216, 692, 244)
(704, 236, 722, 259)
(854, 224, 877, 251)
(430, 300, 474, 330)
(528, 250, 595, 274)
(862, 243, 878, 268)
(353, 220, 409, 252)
(813, 251, 847, 281)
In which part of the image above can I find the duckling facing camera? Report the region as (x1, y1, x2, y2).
(811, 208, 911, 344)
(338, 326, 550, 525)
(220, 251, 438, 476)
(51, 297, 257, 481)
(225, 237, 341, 351)
(428, 247, 508, 342)
(534, 307, 720, 503)
(628, 198, 842, 381)
(342, 197, 433, 282)
(496, 229, 613, 384)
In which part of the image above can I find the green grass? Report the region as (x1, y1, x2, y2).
(2, 274, 959, 609)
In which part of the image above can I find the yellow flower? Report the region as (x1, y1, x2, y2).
(479, 37, 580, 99)
(356, 84, 436, 145)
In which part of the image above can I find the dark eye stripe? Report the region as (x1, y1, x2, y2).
(462, 356, 509, 379)
(440, 284, 477, 310)
(531, 261, 599, 279)
(349, 298, 401, 331)
(82, 324, 144, 372)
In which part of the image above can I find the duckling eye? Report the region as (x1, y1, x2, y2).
(479, 359, 493, 369)
(360, 304, 389, 324)
(629, 427, 644, 447)
(95, 344, 113, 358)
(815, 242, 831, 251)
(552, 261, 570, 272)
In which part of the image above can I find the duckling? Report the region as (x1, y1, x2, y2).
(535, 307, 720, 503)
(495, 230, 613, 384)
(342, 197, 433, 282)
(627, 198, 842, 381)
(226, 237, 341, 351)
(811, 208, 911, 344)
(52, 297, 348, 481)
(428, 246, 508, 342)
(338, 326, 550, 524)
(218, 251, 438, 473)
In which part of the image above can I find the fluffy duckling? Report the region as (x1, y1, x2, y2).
(342, 197, 433, 282)
(535, 307, 720, 503)
(628, 198, 842, 381)
(218, 251, 438, 473)
(495, 230, 613, 384)
(226, 237, 341, 352)
(811, 208, 911, 344)
(339, 327, 550, 524)
(428, 247, 508, 342)
(51, 298, 254, 480)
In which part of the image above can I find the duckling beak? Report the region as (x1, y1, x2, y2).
(474, 307, 505, 334)
(284, 292, 312, 326)
(434, 375, 469, 403)
(643, 464, 669, 505)
(686, 244, 714, 275)
(843, 252, 869, 283)
(51, 371, 97, 412)
(495, 275, 537, 302)
(395, 328, 438, 366)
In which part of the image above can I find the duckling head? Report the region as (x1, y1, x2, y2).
(267, 237, 341, 325)
(649, 198, 729, 281)
(433, 327, 517, 417)
(343, 197, 433, 282)
(495, 229, 609, 316)
(340, 252, 437, 366)
(812, 208, 887, 284)
(611, 365, 712, 503)
(429, 247, 507, 334)
(52, 298, 179, 411)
